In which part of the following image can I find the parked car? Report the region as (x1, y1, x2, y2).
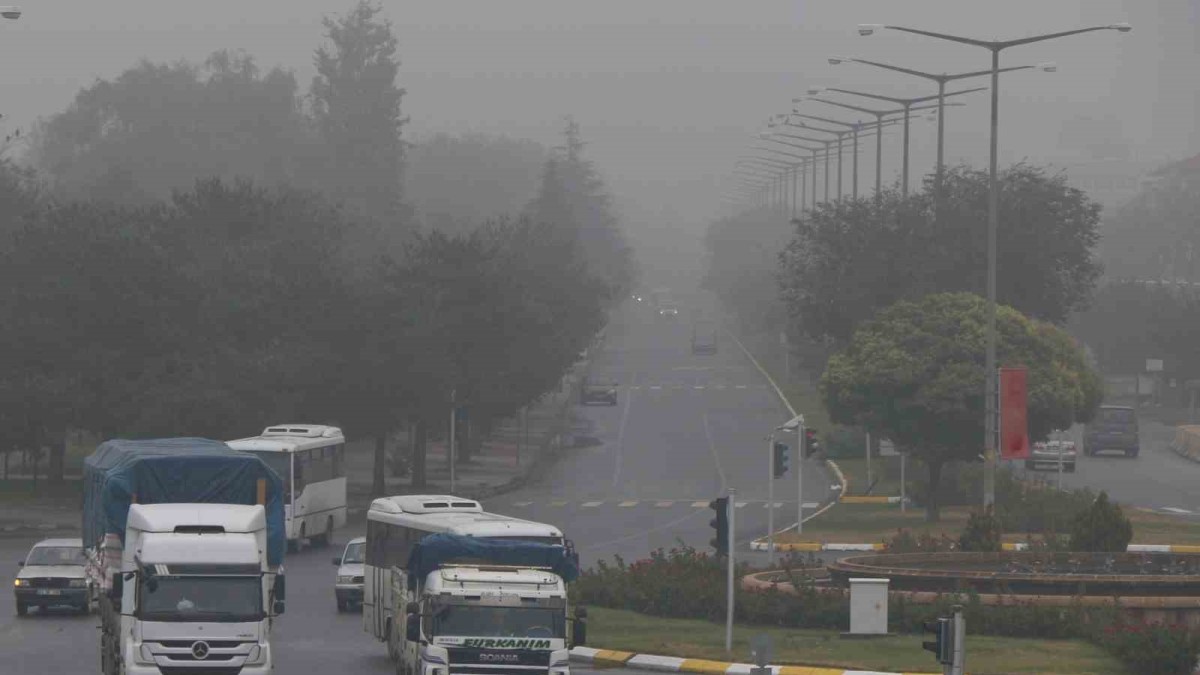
(13, 538, 90, 616)
(581, 378, 618, 405)
(1084, 405, 1140, 457)
(332, 536, 365, 612)
(1026, 439, 1077, 472)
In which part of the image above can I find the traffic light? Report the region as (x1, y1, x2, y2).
(709, 497, 729, 555)
(803, 428, 821, 457)
(772, 442, 789, 478)
(922, 617, 954, 665)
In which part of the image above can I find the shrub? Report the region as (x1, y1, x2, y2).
(1098, 622, 1200, 675)
(883, 528, 955, 553)
(958, 508, 1002, 552)
(1070, 491, 1134, 552)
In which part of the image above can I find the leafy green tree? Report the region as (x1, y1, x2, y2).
(821, 292, 1103, 521)
(526, 117, 636, 300)
(310, 0, 409, 229)
(27, 51, 314, 205)
(1069, 491, 1133, 552)
(407, 133, 548, 235)
(781, 164, 1103, 346)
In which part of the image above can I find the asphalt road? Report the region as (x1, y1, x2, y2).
(488, 298, 837, 567)
(1015, 419, 1200, 520)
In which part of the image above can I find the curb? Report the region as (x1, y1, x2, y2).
(748, 541, 1200, 553)
(722, 325, 848, 529)
(569, 646, 936, 675)
(1171, 425, 1200, 464)
(837, 495, 902, 505)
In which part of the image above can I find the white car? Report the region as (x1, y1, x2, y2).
(13, 538, 90, 616)
(333, 536, 365, 612)
(1026, 439, 1077, 473)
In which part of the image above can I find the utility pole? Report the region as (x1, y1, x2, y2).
(725, 487, 736, 654)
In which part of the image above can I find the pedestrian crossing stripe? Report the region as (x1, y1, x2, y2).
(618, 500, 638, 507)
(691, 501, 708, 507)
(549, 500, 568, 507)
(581, 501, 603, 508)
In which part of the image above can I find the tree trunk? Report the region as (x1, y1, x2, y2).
(411, 419, 427, 489)
(925, 459, 943, 523)
(372, 434, 386, 498)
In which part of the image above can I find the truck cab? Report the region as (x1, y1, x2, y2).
(403, 565, 580, 675)
(101, 504, 283, 675)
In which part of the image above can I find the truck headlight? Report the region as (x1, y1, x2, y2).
(245, 645, 264, 664)
(69, 578, 88, 588)
(337, 575, 356, 584)
(137, 644, 156, 665)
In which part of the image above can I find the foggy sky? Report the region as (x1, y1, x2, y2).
(0, 0, 1193, 247)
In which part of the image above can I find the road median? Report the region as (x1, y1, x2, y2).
(568, 646, 935, 675)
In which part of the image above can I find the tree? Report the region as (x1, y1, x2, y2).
(1069, 491, 1133, 552)
(406, 133, 548, 235)
(820, 292, 1103, 521)
(781, 164, 1103, 346)
(525, 117, 636, 301)
(701, 205, 791, 336)
(310, 0, 409, 229)
(1099, 154, 1200, 281)
(27, 51, 314, 205)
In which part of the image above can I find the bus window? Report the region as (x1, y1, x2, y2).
(331, 444, 345, 479)
(294, 449, 310, 494)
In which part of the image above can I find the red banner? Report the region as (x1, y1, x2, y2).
(1000, 367, 1030, 460)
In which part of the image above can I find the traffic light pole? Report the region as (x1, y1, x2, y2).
(950, 604, 965, 675)
(767, 435, 775, 565)
(726, 487, 736, 654)
(796, 421, 805, 535)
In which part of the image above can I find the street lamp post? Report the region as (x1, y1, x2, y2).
(786, 113, 911, 199)
(827, 56, 1055, 206)
(758, 135, 836, 208)
(812, 86, 986, 195)
(859, 21, 1132, 509)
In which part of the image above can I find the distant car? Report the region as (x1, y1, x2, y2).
(1084, 405, 1140, 457)
(1026, 439, 1077, 472)
(13, 538, 90, 616)
(581, 379, 618, 405)
(657, 306, 679, 318)
(333, 536, 365, 612)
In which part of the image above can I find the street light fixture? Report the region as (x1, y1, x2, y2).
(781, 113, 910, 199)
(827, 55, 1056, 202)
(861, 22, 1132, 510)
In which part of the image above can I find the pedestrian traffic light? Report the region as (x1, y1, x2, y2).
(772, 442, 789, 478)
(709, 497, 729, 555)
(922, 617, 954, 665)
(803, 428, 820, 457)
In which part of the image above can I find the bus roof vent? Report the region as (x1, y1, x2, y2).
(261, 424, 343, 439)
(384, 495, 483, 514)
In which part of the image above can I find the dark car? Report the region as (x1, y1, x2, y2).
(1083, 405, 1140, 457)
(581, 378, 618, 405)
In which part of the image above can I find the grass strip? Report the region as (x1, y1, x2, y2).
(587, 606, 1125, 675)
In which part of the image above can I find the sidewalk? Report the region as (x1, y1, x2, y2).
(343, 364, 589, 514)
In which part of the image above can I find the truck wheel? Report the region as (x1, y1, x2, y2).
(15, 601, 27, 617)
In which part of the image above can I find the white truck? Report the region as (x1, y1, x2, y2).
(395, 533, 586, 675)
(83, 438, 287, 675)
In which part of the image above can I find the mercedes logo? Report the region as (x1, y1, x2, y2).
(191, 641, 210, 660)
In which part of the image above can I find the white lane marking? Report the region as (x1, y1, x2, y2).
(649, 385, 662, 390)
(1162, 507, 1194, 514)
(703, 412, 728, 491)
(618, 500, 639, 507)
(803, 502, 820, 508)
(631, 385, 642, 390)
(581, 501, 603, 508)
(691, 501, 708, 507)
(735, 385, 748, 390)
(612, 379, 635, 488)
(654, 501, 674, 508)
(735, 501, 749, 508)
(765, 502, 784, 508)
(549, 500, 568, 507)
(512, 501, 533, 507)
(693, 385, 705, 390)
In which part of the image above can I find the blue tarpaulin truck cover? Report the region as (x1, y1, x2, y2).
(82, 438, 286, 567)
(404, 532, 579, 590)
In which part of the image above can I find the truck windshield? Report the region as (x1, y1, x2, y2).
(432, 604, 565, 639)
(139, 575, 263, 622)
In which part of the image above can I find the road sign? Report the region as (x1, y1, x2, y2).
(1147, 358, 1164, 372)
(879, 438, 898, 456)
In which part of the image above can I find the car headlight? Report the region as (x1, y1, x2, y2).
(13, 578, 26, 587)
(69, 578, 88, 588)
(337, 575, 356, 584)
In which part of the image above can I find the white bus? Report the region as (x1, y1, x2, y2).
(362, 494, 566, 658)
(228, 424, 347, 550)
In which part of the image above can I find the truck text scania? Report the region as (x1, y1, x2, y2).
(83, 438, 287, 675)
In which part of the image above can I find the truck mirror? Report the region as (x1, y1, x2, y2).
(332, 556, 342, 566)
(576, 606, 588, 619)
(274, 574, 286, 602)
(573, 620, 587, 647)
(405, 614, 421, 642)
(273, 600, 286, 615)
(405, 602, 419, 614)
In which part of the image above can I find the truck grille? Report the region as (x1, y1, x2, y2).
(157, 669, 242, 675)
(449, 667, 548, 675)
(158, 641, 244, 650)
(156, 662, 242, 667)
